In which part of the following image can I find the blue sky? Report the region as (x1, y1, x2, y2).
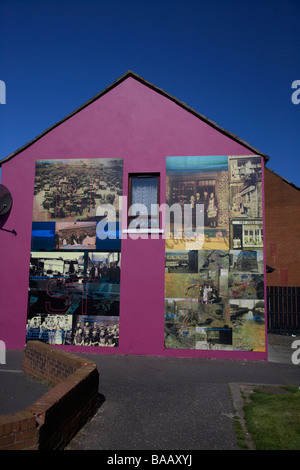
(0, 0, 299, 186)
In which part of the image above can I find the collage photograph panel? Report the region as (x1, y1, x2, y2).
(28, 275, 88, 318)
(32, 158, 123, 222)
(230, 299, 266, 352)
(228, 273, 264, 300)
(230, 218, 263, 250)
(29, 251, 121, 280)
(165, 250, 198, 273)
(198, 249, 229, 287)
(164, 298, 198, 350)
(164, 295, 232, 350)
(27, 157, 123, 348)
(73, 315, 119, 347)
(55, 221, 96, 250)
(27, 250, 121, 345)
(228, 250, 264, 301)
(164, 155, 266, 353)
(29, 251, 86, 279)
(165, 155, 230, 248)
(195, 326, 233, 351)
(228, 155, 262, 184)
(26, 313, 73, 345)
(228, 156, 262, 219)
(165, 248, 230, 319)
(28, 252, 120, 311)
(26, 313, 120, 348)
(229, 249, 264, 274)
(165, 273, 201, 300)
(31, 220, 121, 253)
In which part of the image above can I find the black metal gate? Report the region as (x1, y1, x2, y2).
(267, 286, 300, 334)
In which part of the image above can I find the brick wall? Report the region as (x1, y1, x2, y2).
(264, 168, 300, 287)
(22, 340, 82, 385)
(0, 411, 39, 450)
(0, 341, 99, 450)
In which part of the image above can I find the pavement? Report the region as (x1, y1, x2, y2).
(0, 334, 300, 451)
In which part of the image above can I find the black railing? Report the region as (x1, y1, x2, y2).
(267, 286, 300, 334)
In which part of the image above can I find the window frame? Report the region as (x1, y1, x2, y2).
(127, 172, 162, 232)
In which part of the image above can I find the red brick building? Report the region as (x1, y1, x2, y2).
(264, 167, 300, 332)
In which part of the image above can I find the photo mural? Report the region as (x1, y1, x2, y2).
(164, 155, 265, 352)
(26, 158, 123, 348)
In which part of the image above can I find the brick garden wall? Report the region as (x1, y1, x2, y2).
(0, 341, 99, 450)
(0, 411, 39, 450)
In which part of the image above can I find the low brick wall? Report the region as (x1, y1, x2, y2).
(0, 411, 39, 450)
(0, 341, 99, 450)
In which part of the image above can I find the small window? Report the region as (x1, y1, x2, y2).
(128, 173, 160, 229)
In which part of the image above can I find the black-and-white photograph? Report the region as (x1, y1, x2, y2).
(87, 252, 121, 280)
(229, 181, 262, 219)
(166, 169, 229, 229)
(56, 221, 96, 250)
(30, 252, 85, 278)
(32, 158, 123, 222)
(165, 250, 198, 273)
(229, 250, 264, 274)
(26, 314, 73, 345)
(229, 299, 266, 351)
(165, 298, 199, 323)
(29, 251, 121, 280)
(195, 326, 233, 350)
(230, 299, 265, 322)
(164, 322, 197, 350)
(28, 251, 121, 326)
(198, 250, 229, 276)
(228, 273, 264, 300)
(28, 277, 84, 316)
(72, 316, 119, 347)
(28, 276, 120, 318)
(197, 250, 229, 298)
(228, 156, 261, 184)
(230, 219, 263, 250)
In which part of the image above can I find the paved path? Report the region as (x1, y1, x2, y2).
(0, 350, 50, 415)
(1, 335, 300, 450)
(66, 345, 300, 450)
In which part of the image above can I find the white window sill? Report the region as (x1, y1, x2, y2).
(122, 228, 164, 234)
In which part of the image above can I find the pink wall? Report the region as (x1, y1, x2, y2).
(0, 76, 267, 359)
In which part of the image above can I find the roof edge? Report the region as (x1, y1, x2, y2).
(0, 70, 270, 165)
(265, 166, 300, 191)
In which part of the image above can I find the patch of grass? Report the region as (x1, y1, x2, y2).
(233, 416, 250, 450)
(243, 386, 300, 450)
